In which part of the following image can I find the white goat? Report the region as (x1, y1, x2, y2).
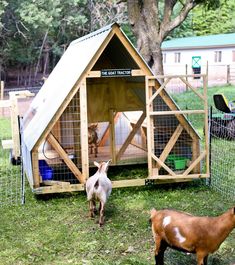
(85, 160, 112, 226)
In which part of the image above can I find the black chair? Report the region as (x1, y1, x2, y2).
(213, 94, 235, 113)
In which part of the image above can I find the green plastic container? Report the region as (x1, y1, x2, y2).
(166, 154, 188, 170)
(174, 158, 187, 170)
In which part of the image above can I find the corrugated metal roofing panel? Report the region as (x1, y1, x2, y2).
(24, 25, 113, 151)
(162, 32, 235, 50)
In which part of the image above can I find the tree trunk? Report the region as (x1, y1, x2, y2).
(127, 0, 164, 75)
(127, 0, 197, 76)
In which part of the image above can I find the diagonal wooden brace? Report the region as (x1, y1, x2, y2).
(47, 133, 85, 183)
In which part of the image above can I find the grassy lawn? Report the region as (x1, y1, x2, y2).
(171, 83, 235, 134)
(0, 182, 234, 265)
(0, 85, 234, 265)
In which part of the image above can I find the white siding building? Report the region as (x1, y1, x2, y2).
(162, 33, 235, 84)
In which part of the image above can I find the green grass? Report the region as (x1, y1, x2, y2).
(0, 85, 235, 265)
(171, 84, 235, 134)
(0, 117, 11, 139)
(0, 183, 234, 265)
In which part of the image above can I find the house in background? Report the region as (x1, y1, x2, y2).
(162, 32, 235, 85)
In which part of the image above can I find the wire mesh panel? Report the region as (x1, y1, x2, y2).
(146, 75, 208, 179)
(0, 116, 23, 206)
(210, 108, 235, 199)
(37, 91, 82, 184)
(86, 111, 147, 166)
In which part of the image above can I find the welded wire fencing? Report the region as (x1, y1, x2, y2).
(0, 116, 24, 206)
(209, 107, 235, 199)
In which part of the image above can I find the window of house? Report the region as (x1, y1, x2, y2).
(163, 53, 166, 64)
(232, 50, 235, 62)
(174, 52, 181, 63)
(214, 51, 222, 62)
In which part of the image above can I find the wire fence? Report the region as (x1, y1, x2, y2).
(0, 85, 235, 206)
(164, 64, 235, 87)
(209, 107, 235, 199)
(0, 116, 24, 206)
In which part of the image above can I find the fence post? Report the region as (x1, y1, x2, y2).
(0, 80, 4, 100)
(227, 65, 230, 84)
(208, 106, 212, 186)
(185, 64, 188, 91)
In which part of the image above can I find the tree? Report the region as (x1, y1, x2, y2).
(88, 0, 127, 31)
(0, 0, 90, 86)
(124, 0, 220, 76)
(192, 0, 235, 36)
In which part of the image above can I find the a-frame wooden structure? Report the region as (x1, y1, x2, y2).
(21, 23, 209, 194)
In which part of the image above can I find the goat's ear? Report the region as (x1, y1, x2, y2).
(150, 208, 157, 219)
(103, 160, 111, 172)
(94, 161, 100, 168)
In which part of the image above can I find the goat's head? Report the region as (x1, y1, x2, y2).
(88, 123, 98, 131)
(94, 160, 111, 174)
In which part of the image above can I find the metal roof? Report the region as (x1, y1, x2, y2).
(23, 24, 114, 151)
(162, 32, 235, 50)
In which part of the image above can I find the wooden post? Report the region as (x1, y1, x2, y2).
(10, 97, 20, 158)
(0, 81, 4, 116)
(185, 64, 188, 91)
(99, 112, 121, 147)
(80, 79, 89, 180)
(109, 109, 116, 165)
(227, 65, 230, 84)
(146, 77, 154, 178)
(203, 75, 209, 176)
(32, 151, 40, 188)
(72, 93, 81, 166)
(0, 81, 4, 100)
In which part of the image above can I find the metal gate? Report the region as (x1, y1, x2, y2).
(145, 74, 209, 181)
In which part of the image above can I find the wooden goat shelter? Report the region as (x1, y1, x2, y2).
(21, 23, 209, 194)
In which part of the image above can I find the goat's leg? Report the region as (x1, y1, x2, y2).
(93, 201, 98, 215)
(196, 251, 208, 265)
(154, 237, 167, 265)
(94, 143, 98, 157)
(203, 256, 208, 265)
(89, 200, 95, 218)
(99, 201, 105, 226)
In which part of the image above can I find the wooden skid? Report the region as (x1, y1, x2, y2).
(32, 176, 205, 194)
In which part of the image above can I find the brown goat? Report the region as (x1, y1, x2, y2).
(88, 124, 98, 157)
(150, 207, 235, 265)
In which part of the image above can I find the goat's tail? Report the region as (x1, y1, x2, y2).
(94, 179, 99, 189)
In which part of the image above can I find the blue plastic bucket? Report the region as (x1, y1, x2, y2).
(39, 160, 53, 180)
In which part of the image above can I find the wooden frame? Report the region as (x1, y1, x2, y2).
(21, 24, 209, 194)
(146, 74, 209, 180)
(1, 90, 34, 159)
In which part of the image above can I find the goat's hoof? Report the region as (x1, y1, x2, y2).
(89, 213, 95, 219)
